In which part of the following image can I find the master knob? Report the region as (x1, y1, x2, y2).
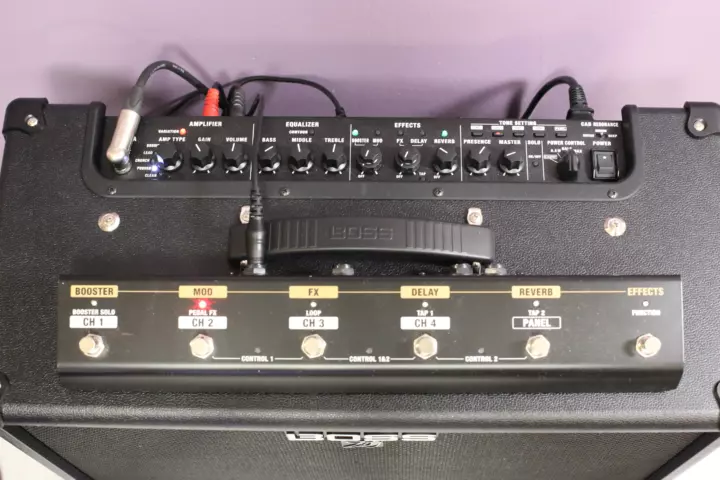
(152, 142, 184, 172)
(288, 143, 314, 173)
(357, 146, 383, 174)
(396, 146, 422, 174)
(466, 147, 491, 175)
(190, 142, 215, 172)
(258, 144, 281, 173)
(498, 148, 525, 175)
(557, 149, 580, 181)
(322, 144, 348, 173)
(433, 147, 458, 175)
(222, 143, 248, 173)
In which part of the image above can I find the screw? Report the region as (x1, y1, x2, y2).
(239, 205, 250, 224)
(433, 188, 444, 197)
(607, 189, 618, 199)
(301, 334, 327, 358)
(413, 334, 438, 359)
(107, 186, 117, 195)
(526, 334, 550, 359)
(98, 212, 120, 232)
(466, 207, 483, 226)
(25, 115, 38, 127)
(636, 333, 662, 358)
(189, 334, 215, 359)
(452, 263, 474, 276)
(693, 118, 707, 132)
(604, 217, 626, 237)
(280, 187, 290, 197)
(331, 264, 355, 276)
(79, 334, 105, 358)
(483, 263, 507, 276)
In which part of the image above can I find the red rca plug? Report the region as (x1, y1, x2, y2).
(202, 88, 221, 116)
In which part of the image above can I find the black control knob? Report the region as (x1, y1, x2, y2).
(498, 148, 525, 175)
(465, 147, 491, 175)
(357, 146, 383, 174)
(396, 146, 422, 174)
(557, 149, 580, 181)
(434, 147, 458, 175)
(322, 143, 347, 173)
(288, 143, 314, 173)
(222, 143, 248, 173)
(152, 142, 184, 172)
(258, 144, 281, 173)
(190, 142, 215, 172)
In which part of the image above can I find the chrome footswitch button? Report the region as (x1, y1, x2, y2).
(189, 334, 215, 359)
(636, 333, 661, 358)
(79, 333, 106, 358)
(413, 334, 438, 359)
(525, 334, 550, 359)
(301, 334, 327, 358)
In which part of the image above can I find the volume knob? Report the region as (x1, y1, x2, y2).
(288, 143, 314, 173)
(222, 143, 248, 173)
(396, 146, 421, 174)
(358, 146, 383, 174)
(498, 148, 525, 175)
(190, 142, 215, 172)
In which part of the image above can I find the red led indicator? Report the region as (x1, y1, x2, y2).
(197, 299, 208, 309)
(179, 128, 187, 136)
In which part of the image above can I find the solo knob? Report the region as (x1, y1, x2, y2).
(322, 144, 348, 173)
(434, 147, 458, 175)
(357, 146, 383, 174)
(152, 142, 184, 172)
(222, 143, 248, 172)
(557, 149, 580, 181)
(258, 144, 281, 173)
(396, 146, 422, 174)
(498, 148, 525, 175)
(466, 147, 491, 175)
(288, 143, 314, 173)
(190, 142, 215, 172)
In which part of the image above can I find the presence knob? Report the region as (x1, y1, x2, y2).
(434, 147, 458, 175)
(322, 144, 348, 173)
(152, 142, 184, 172)
(357, 146, 383, 174)
(396, 146, 422, 174)
(498, 148, 525, 175)
(466, 147, 491, 175)
(190, 142, 215, 172)
(222, 143, 248, 173)
(288, 143, 314, 173)
(258, 144, 281, 173)
(557, 149, 580, 181)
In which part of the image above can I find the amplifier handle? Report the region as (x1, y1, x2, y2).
(229, 217, 494, 264)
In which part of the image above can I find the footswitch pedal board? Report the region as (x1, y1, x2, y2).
(57, 276, 682, 393)
(82, 104, 643, 200)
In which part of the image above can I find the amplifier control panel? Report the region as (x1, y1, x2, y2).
(57, 276, 682, 393)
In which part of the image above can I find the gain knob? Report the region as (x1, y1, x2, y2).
(466, 147, 491, 175)
(152, 142, 184, 172)
(288, 143, 314, 173)
(190, 142, 215, 172)
(434, 147, 458, 175)
(222, 143, 248, 173)
(396, 146, 422, 174)
(322, 143, 347, 173)
(557, 149, 580, 181)
(357, 146, 383, 174)
(498, 148, 525, 176)
(258, 144, 281, 173)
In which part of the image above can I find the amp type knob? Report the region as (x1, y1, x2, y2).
(152, 142, 184, 172)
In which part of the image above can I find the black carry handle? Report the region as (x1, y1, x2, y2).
(229, 217, 494, 263)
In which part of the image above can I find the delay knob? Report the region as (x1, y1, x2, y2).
(152, 142, 184, 172)
(190, 142, 215, 172)
(396, 146, 422, 174)
(557, 149, 580, 181)
(434, 147, 458, 175)
(498, 148, 525, 175)
(466, 147, 491, 175)
(288, 143, 314, 173)
(222, 143, 248, 172)
(357, 145, 383, 174)
(258, 144, 281, 173)
(322, 144, 348, 173)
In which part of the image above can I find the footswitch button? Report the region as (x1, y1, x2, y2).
(301, 334, 327, 358)
(525, 334, 550, 359)
(413, 334, 438, 359)
(189, 334, 215, 359)
(592, 151, 618, 180)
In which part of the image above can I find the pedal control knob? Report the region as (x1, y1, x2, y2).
(396, 146, 422, 174)
(357, 146, 383, 174)
(152, 142, 184, 172)
(466, 147, 491, 175)
(288, 143, 314, 173)
(222, 143, 248, 172)
(434, 147, 458, 174)
(322, 144, 348, 173)
(498, 148, 525, 175)
(258, 144, 281, 172)
(190, 142, 215, 172)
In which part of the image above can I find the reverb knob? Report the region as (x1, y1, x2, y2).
(357, 145, 383, 174)
(258, 144, 281, 172)
(396, 146, 422, 174)
(322, 143, 347, 173)
(557, 149, 580, 181)
(466, 146, 491, 175)
(498, 148, 525, 175)
(288, 143, 314, 173)
(222, 143, 248, 173)
(190, 142, 215, 172)
(434, 147, 458, 174)
(152, 142, 184, 172)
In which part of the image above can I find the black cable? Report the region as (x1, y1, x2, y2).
(245, 94, 261, 116)
(243, 95, 267, 275)
(228, 86, 246, 116)
(521, 76, 594, 121)
(212, 82, 229, 114)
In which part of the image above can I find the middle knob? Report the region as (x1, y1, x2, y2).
(396, 146, 422, 174)
(288, 143, 314, 173)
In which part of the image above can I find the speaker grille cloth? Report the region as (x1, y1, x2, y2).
(27, 428, 695, 480)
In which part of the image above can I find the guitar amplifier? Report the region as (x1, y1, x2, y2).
(0, 98, 718, 480)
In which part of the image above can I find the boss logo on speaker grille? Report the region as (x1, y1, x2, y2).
(285, 432, 437, 443)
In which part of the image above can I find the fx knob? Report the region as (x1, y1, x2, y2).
(396, 146, 422, 174)
(288, 143, 314, 173)
(190, 142, 215, 172)
(498, 148, 525, 175)
(357, 146, 383, 174)
(258, 144, 281, 173)
(434, 147, 458, 175)
(557, 149, 580, 181)
(466, 147, 491, 175)
(322, 143, 347, 173)
(222, 143, 248, 173)
(152, 142, 184, 172)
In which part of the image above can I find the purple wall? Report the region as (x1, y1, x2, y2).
(1, 1, 715, 122)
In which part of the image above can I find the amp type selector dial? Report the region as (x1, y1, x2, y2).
(498, 148, 525, 175)
(396, 146, 422, 174)
(190, 142, 215, 172)
(357, 146, 383, 174)
(434, 147, 458, 174)
(322, 144, 348, 173)
(466, 147, 491, 175)
(259, 144, 281, 173)
(152, 142, 184, 172)
(288, 143, 314, 173)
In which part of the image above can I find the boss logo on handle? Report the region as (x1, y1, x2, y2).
(329, 225, 393, 240)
